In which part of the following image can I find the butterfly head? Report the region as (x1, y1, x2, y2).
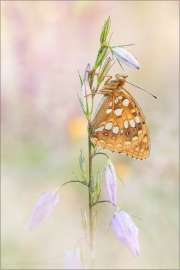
(115, 74, 128, 87)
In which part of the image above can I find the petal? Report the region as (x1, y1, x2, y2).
(111, 47, 140, 69)
(29, 190, 60, 231)
(65, 250, 84, 269)
(112, 211, 140, 257)
(74, 251, 84, 269)
(65, 250, 74, 269)
(81, 79, 87, 112)
(100, 16, 111, 45)
(105, 160, 117, 206)
(83, 63, 91, 81)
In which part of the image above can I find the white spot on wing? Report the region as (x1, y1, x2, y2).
(132, 136, 138, 142)
(135, 116, 140, 124)
(118, 89, 125, 94)
(114, 98, 119, 104)
(105, 122, 113, 130)
(130, 119, 136, 128)
(122, 99, 129, 107)
(106, 109, 112, 114)
(124, 120, 128, 129)
(112, 126, 119, 134)
(109, 102, 112, 106)
(94, 126, 104, 133)
(114, 108, 123, 116)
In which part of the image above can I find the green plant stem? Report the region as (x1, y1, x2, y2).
(91, 200, 111, 207)
(60, 180, 88, 188)
(88, 120, 94, 267)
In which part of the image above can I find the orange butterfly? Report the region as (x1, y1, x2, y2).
(90, 74, 150, 160)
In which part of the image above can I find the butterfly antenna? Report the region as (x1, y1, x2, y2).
(126, 81, 158, 99)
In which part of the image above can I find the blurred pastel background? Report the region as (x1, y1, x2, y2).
(1, 1, 179, 269)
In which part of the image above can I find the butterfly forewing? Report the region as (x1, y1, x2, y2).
(91, 76, 150, 160)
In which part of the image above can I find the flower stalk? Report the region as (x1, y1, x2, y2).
(29, 16, 142, 269)
(79, 16, 142, 266)
(88, 119, 94, 266)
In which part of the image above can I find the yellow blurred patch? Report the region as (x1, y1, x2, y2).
(68, 116, 87, 138)
(73, 1, 93, 15)
(114, 163, 131, 181)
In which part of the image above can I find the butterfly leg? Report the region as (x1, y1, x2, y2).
(87, 71, 113, 84)
(84, 91, 112, 98)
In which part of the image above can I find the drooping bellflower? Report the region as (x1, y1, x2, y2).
(29, 189, 60, 231)
(111, 46, 140, 69)
(65, 249, 84, 269)
(80, 63, 92, 118)
(112, 211, 140, 257)
(104, 159, 117, 206)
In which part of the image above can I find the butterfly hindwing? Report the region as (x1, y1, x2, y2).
(91, 81, 150, 160)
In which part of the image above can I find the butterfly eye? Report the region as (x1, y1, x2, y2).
(115, 75, 127, 85)
(115, 74, 120, 79)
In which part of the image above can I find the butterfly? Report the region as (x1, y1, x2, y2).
(90, 74, 150, 160)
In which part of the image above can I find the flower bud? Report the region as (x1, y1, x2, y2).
(82, 210, 88, 235)
(90, 177, 96, 201)
(111, 46, 140, 69)
(81, 78, 92, 118)
(93, 45, 109, 70)
(29, 189, 60, 230)
(79, 150, 87, 182)
(112, 211, 140, 257)
(100, 16, 111, 46)
(105, 159, 117, 206)
(83, 63, 91, 81)
(94, 171, 100, 197)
